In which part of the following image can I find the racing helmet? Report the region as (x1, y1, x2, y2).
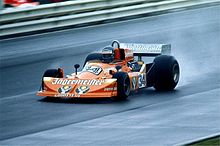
(102, 46, 115, 63)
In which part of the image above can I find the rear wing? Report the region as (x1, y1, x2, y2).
(120, 43, 171, 56)
(111, 40, 171, 56)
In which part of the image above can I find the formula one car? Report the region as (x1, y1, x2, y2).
(37, 40, 180, 100)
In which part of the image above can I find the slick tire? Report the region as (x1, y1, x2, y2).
(153, 55, 180, 91)
(112, 72, 130, 100)
(42, 69, 63, 90)
(83, 53, 103, 66)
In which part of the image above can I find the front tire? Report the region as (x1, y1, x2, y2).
(112, 72, 130, 100)
(153, 55, 180, 90)
(42, 69, 63, 90)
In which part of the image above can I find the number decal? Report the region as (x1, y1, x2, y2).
(138, 73, 146, 88)
(83, 66, 102, 75)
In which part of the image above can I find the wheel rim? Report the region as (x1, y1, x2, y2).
(173, 64, 179, 83)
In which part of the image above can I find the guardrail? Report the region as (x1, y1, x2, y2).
(0, 0, 150, 24)
(0, 0, 219, 38)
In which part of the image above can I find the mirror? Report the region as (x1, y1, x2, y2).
(74, 64, 80, 75)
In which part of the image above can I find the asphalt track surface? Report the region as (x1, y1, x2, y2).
(0, 5, 220, 146)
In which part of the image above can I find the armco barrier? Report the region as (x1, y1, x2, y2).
(0, 0, 149, 24)
(0, 0, 219, 38)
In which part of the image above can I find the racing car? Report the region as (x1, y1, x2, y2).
(37, 40, 180, 100)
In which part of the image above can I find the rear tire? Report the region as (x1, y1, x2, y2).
(153, 55, 180, 90)
(112, 72, 130, 100)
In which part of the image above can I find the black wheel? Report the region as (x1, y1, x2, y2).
(153, 55, 180, 90)
(42, 69, 63, 90)
(83, 53, 103, 66)
(112, 72, 130, 100)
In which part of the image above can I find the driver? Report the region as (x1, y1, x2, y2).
(102, 46, 125, 63)
(102, 46, 115, 63)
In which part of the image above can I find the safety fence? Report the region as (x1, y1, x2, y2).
(0, 0, 219, 38)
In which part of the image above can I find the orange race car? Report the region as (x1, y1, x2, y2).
(37, 40, 180, 100)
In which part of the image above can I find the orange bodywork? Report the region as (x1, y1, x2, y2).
(37, 48, 146, 98)
(37, 61, 140, 98)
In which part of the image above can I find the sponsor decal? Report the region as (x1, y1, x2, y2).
(104, 87, 117, 91)
(83, 65, 102, 75)
(121, 43, 163, 53)
(54, 93, 80, 98)
(58, 85, 72, 94)
(75, 86, 90, 94)
(52, 78, 105, 86)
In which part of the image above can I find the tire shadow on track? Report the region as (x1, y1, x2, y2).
(39, 97, 124, 104)
(38, 88, 180, 104)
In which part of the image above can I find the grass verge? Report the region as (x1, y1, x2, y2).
(186, 136, 220, 146)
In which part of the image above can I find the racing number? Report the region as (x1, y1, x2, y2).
(138, 73, 146, 88)
(84, 66, 102, 75)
